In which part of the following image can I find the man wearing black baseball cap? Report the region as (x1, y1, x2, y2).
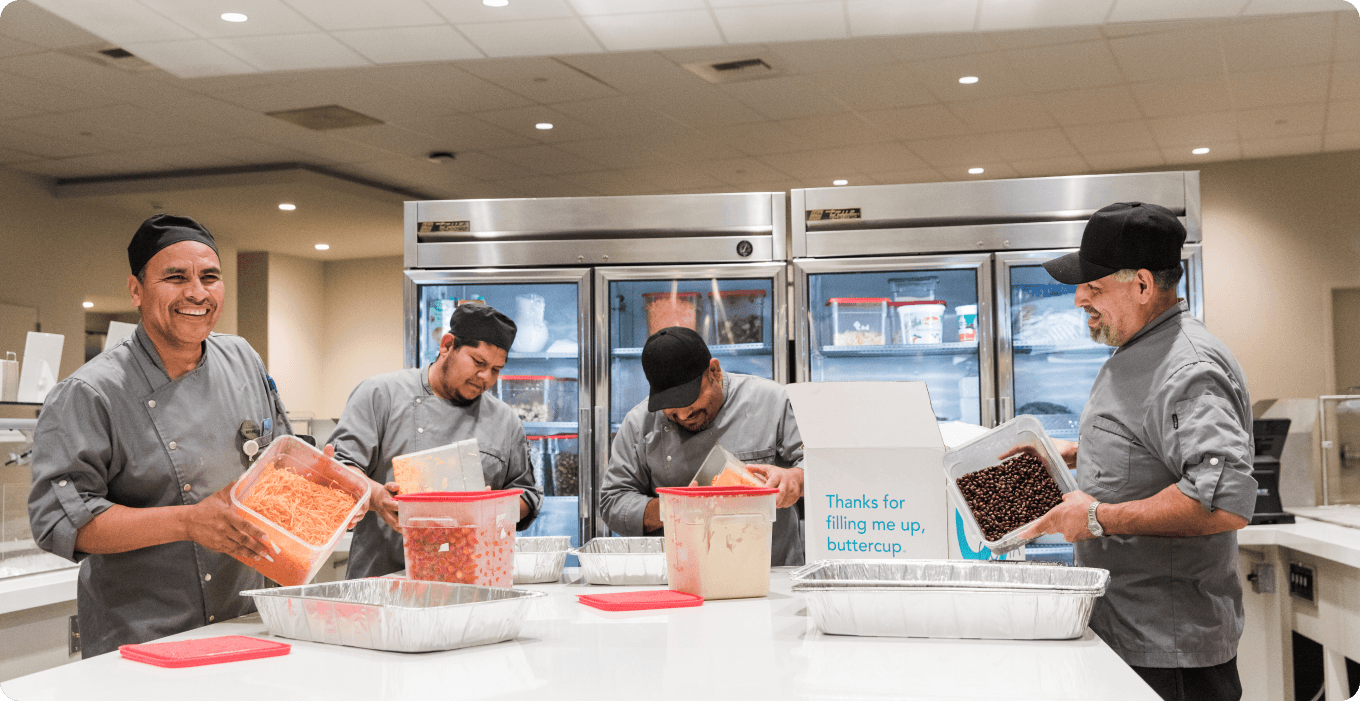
(331, 302, 543, 579)
(1018, 203, 1256, 701)
(600, 326, 806, 566)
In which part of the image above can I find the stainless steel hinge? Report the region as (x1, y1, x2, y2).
(68, 615, 80, 656)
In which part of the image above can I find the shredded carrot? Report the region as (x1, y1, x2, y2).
(241, 466, 357, 546)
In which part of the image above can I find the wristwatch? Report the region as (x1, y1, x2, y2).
(1087, 501, 1106, 537)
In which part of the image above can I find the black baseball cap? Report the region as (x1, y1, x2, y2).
(1043, 202, 1186, 285)
(642, 327, 711, 412)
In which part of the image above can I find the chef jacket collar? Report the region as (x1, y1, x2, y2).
(1116, 298, 1188, 351)
(132, 323, 207, 383)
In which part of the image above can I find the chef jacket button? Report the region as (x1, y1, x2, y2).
(58, 480, 67, 487)
(416, 398, 422, 404)
(208, 615, 214, 622)
(418, 427, 424, 434)
(147, 400, 156, 408)
(667, 456, 672, 461)
(169, 441, 177, 450)
(183, 484, 192, 492)
(205, 574, 212, 582)
(1210, 457, 1219, 465)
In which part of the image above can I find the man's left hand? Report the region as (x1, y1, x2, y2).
(745, 465, 803, 509)
(1020, 489, 1098, 543)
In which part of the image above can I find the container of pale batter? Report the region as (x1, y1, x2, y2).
(656, 486, 778, 600)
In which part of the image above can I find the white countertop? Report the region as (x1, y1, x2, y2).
(1240, 516, 1360, 568)
(1, 568, 1160, 701)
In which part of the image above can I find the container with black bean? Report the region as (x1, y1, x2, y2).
(955, 452, 1064, 542)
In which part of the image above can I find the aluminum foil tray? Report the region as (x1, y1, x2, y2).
(570, 537, 667, 585)
(242, 579, 545, 653)
(790, 560, 1108, 640)
(513, 536, 571, 585)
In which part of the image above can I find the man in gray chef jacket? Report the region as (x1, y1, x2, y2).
(1019, 203, 1256, 701)
(332, 302, 542, 580)
(27, 214, 299, 657)
(601, 327, 806, 566)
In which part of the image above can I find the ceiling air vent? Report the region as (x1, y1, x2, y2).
(682, 54, 781, 84)
(76, 46, 155, 72)
(267, 105, 384, 131)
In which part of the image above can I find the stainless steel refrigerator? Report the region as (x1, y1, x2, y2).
(404, 192, 787, 542)
(790, 171, 1204, 562)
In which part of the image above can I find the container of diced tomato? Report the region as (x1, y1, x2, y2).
(395, 490, 521, 588)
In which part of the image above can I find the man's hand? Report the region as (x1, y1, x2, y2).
(746, 465, 803, 509)
(1019, 489, 1097, 543)
(999, 438, 1077, 469)
(643, 497, 663, 533)
(184, 482, 275, 561)
(369, 480, 400, 532)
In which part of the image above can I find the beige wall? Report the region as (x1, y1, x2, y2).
(318, 256, 406, 419)
(264, 253, 326, 419)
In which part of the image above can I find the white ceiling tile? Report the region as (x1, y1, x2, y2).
(707, 0, 818, 6)
(699, 156, 795, 184)
(906, 52, 1030, 102)
(7, 153, 124, 177)
(561, 170, 661, 195)
(713, 3, 848, 44)
(368, 64, 534, 112)
(1129, 75, 1231, 118)
(137, 0, 321, 38)
(556, 138, 675, 168)
(1229, 64, 1330, 109)
(398, 114, 539, 150)
(978, 0, 1114, 31)
(721, 75, 847, 120)
(281, 0, 446, 31)
(213, 33, 371, 72)
(1004, 41, 1124, 92)
(766, 38, 898, 75)
(1145, 112, 1239, 146)
(845, 0, 978, 38)
(866, 167, 948, 184)
(704, 121, 812, 155)
(1098, 18, 1219, 38)
(1107, 0, 1251, 23)
(1239, 134, 1323, 158)
(1221, 13, 1336, 73)
(1081, 149, 1167, 171)
(0, 146, 43, 165)
(426, 151, 535, 181)
(86, 104, 233, 147)
(1108, 27, 1226, 82)
(1326, 99, 1360, 133)
(483, 144, 607, 175)
(1234, 103, 1326, 140)
(0, 100, 45, 120)
(1009, 155, 1090, 177)
(981, 128, 1078, 160)
(0, 1, 105, 48)
(941, 162, 1020, 180)
(0, 51, 149, 102)
(0, 35, 44, 59)
(645, 85, 766, 127)
(1242, 0, 1353, 15)
(860, 104, 971, 139)
(811, 64, 938, 112)
(1039, 85, 1142, 125)
(333, 26, 485, 64)
(1337, 12, 1360, 61)
(558, 51, 706, 93)
(192, 137, 311, 164)
(905, 134, 1001, 167)
(1063, 120, 1160, 153)
(1162, 142, 1241, 164)
(624, 163, 725, 191)
(427, 0, 576, 23)
(5, 107, 149, 147)
(121, 39, 260, 78)
(0, 125, 109, 158)
(497, 175, 599, 197)
(779, 113, 893, 147)
(457, 18, 603, 58)
(581, 11, 722, 52)
(471, 105, 608, 143)
(552, 96, 684, 136)
(0, 70, 118, 112)
(459, 57, 618, 103)
(1333, 61, 1360, 100)
(985, 25, 1105, 50)
(252, 127, 398, 165)
(569, 0, 705, 14)
(1323, 130, 1360, 151)
(877, 32, 994, 63)
(330, 124, 453, 159)
(948, 96, 1055, 131)
(661, 42, 774, 65)
(23, 0, 195, 44)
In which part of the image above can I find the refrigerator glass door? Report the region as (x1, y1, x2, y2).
(404, 269, 590, 547)
(795, 255, 994, 426)
(594, 263, 787, 537)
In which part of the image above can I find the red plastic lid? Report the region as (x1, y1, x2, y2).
(394, 489, 523, 503)
(119, 636, 290, 668)
(642, 291, 701, 299)
(825, 297, 890, 305)
(500, 375, 553, 381)
(708, 289, 767, 298)
(656, 486, 779, 497)
(546, 434, 579, 439)
(527, 435, 548, 441)
(577, 590, 703, 612)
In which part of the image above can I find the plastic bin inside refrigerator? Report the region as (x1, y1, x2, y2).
(826, 298, 889, 346)
(499, 375, 552, 423)
(707, 289, 767, 345)
(642, 291, 703, 338)
(545, 434, 579, 497)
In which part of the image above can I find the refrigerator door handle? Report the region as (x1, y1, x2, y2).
(593, 406, 610, 538)
(999, 395, 1012, 422)
(579, 407, 593, 521)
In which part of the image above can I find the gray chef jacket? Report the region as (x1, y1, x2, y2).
(28, 325, 290, 658)
(601, 372, 805, 566)
(1073, 300, 1256, 668)
(331, 366, 542, 580)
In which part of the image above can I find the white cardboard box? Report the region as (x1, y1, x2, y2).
(787, 381, 948, 563)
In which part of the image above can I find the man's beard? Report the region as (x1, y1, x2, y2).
(1088, 321, 1123, 347)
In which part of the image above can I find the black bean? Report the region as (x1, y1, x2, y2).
(956, 453, 1064, 542)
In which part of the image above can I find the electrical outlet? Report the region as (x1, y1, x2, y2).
(1248, 562, 1275, 594)
(68, 615, 80, 656)
(1289, 563, 1315, 602)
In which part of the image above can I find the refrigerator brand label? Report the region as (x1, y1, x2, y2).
(417, 220, 471, 233)
(806, 208, 861, 221)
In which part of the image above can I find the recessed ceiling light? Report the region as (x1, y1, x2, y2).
(535, 123, 553, 130)
(968, 167, 985, 175)
(959, 76, 979, 84)
(220, 12, 247, 22)
(1192, 147, 1210, 155)
(833, 179, 848, 186)
(279, 203, 296, 211)
(82, 301, 94, 308)
(483, 0, 509, 6)
(315, 244, 330, 251)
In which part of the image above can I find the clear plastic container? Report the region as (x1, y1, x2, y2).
(889, 275, 939, 301)
(707, 289, 766, 345)
(656, 486, 778, 600)
(546, 434, 579, 497)
(527, 435, 549, 493)
(549, 377, 578, 423)
(826, 298, 889, 346)
(396, 490, 521, 588)
(895, 300, 947, 344)
(391, 438, 484, 495)
(230, 435, 372, 586)
(942, 415, 1077, 554)
(642, 291, 702, 337)
(499, 375, 552, 423)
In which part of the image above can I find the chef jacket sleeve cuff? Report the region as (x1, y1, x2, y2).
(49, 478, 115, 562)
(610, 491, 653, 537)
(1176, 457, 1257, 520)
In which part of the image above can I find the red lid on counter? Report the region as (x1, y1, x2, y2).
(119, 636, 290, 668)
(577, 590, 703, 612)
(394, 489, 523, 503)
(656, 486, 779, 497)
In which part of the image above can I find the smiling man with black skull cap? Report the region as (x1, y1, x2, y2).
(330, 302, 544, 580)
(27, 214, 312, 657)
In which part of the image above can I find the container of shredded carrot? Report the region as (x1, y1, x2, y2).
(230, 436, 372, 586)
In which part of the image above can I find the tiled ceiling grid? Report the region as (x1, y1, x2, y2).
(0, 1, 1356, 204)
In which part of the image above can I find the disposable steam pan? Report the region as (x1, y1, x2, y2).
(512, 536, 571, 585)
(570, 537, 667, 585)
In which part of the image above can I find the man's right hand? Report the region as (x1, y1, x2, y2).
(1000, 438, 1077, 469)
(183, 482, 274, 562)
(371, 480, 401, 532)
(643, 497, 663, 533)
